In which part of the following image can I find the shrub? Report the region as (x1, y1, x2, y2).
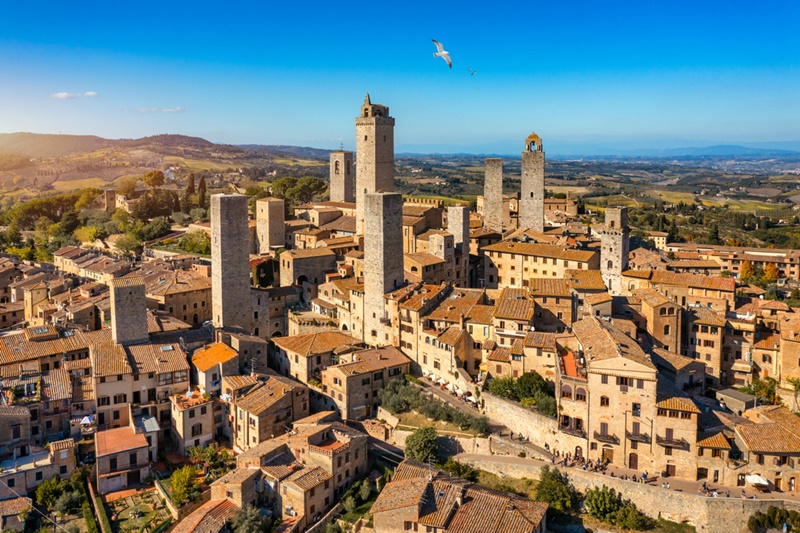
(82, 502, 99, 533)
(54, 490, 83, 515)
(229, 504, 271, 533)
(487, 376, 518, 401)
(404, 374, 423, 385)
(404, 427, 438, 463)
(584, 485, 620, 522)
(342, 496, 357, 513)
(170, 465, 200, 506)
(533, 466, 579, 515)
(95, 496, 112, 533)
(36, 476, 66, 510)
(359, 480, 372, 502)
(439, 458, 478, 482)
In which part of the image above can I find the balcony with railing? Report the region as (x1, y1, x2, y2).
(626, 431, 651, 444)
(593, 431, 620, 445)
(656, 434, 690, 450)
(561, 425, 586, 438)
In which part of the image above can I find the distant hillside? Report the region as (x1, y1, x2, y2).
(0, 133, 112, 158)
(238, 144, 331, 160)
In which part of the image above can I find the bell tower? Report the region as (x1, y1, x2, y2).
(520, 132, 545, 232)
(355, 94, 395, 234)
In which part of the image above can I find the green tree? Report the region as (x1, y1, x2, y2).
(117, 177, 138, 198)
(198, 176, 207, 207)
(708, 224, 720, 245)
(740, 376, 780, 405)
(342, 495, 356, 513)
(740, 259, 755, 281)
(514, 371, 547, 400)
(115, 234, 142, 256)
(404, 427, 438, 463)
(54, 490, 83, 515)
(359, 479, 372, 502)
(439, 458, 478, 482)
(36, 476, 65, 510)
(584, 485, 621, 522)
(533, 466, 578, 515)
(74, 226, 103, 243)
(326, 523, 343, 533)
(187, 173, 196, 195)
(488, 376, 518, 401)
(170, 466, 199, 506)
(143, 170, 166, 190)
(229, 505, 271, 533)
(190, 208, 207, 222)
(615, 502, 650, 530)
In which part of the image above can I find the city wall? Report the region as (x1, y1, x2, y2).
(481, 391, 559, 447)
(456, 456, 800, 533)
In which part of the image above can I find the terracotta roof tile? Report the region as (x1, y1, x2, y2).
(483, 241, 596, 262)
(736, 422, 800, 454)
(656, 397, 701, 414)
(192, 343, 239, 373)
(272, 332, 362, 357)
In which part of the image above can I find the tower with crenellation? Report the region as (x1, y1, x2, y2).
(355, 94, 395, 234)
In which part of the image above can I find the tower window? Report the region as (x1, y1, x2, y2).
(364, 135, 367, 141)
(334, 161, 340, 174)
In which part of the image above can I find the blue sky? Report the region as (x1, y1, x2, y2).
(0, 0, 798, 154)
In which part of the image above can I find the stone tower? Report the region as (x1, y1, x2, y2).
(483, 158, 503, 232)
(600, 207, 630, 296)
(329, 150, 355, 203)
(211, 194, 252, 330)
(447, 206, 470, 286)
(355, 95, 395, 234)
(520, 132, 545, 232)
(256, 197, 285, 254)
(364, 192, 404, 345)
(109, 277, 149, 346)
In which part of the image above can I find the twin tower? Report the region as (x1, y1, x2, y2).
(484, 133, 545, 233)
(329, 94, 395, 234)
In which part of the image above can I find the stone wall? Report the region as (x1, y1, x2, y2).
(389, 428, 490, 457)
(481, 391, 559, 448)
(456, 456, 800, 533)
(483, 158, 503, 232)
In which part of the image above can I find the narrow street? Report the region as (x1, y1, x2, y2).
(455, 453, 800, 502)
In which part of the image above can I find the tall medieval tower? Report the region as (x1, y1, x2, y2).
(483, 158, 503, 232)
(520, 132, 545, 232)
(329, 150, 355, 203)
(600, 207, 630, 296)
(355, 94, 395, 234)
(211, 194, 252, 330)
(364, 192, 404, 346)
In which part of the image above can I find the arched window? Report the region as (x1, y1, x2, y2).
(334, 161, 340, 174)
(425, 336, 431, 344)
(610, 220, 616, 228)
(576, 388, 586, 402)
(607, 260, 614, 269)
(600, 396, 610, 407)
(561, 384, 572, 399)
(668, 307, 675, 315)
(659, 308, 667, 316)
(664, 324, 671, 335)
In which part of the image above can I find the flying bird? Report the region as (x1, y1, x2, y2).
(432, 39, 452, 69)
(468, 68, 478, 76)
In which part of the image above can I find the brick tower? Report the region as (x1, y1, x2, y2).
(329, 150, 355, 203)
(364, 192, 404, 346)
(520, 132, 545, 232)
(211, 194, 252, 330)
(483, 158, 503, 232)
(355, 94, 395, 234)
(601, 207, 630, 296)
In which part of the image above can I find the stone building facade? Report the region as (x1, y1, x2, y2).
(109, 277, 149, 345)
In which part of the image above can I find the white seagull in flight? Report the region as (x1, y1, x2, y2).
(432, 39, 452, 69)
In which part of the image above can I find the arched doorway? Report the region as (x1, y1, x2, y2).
(790, 478, 795, 492)
(296, 275, 309, 286)
(575, 446, 583, 460)
(629, 453, 638, 470)
(602, 445, 614, 463)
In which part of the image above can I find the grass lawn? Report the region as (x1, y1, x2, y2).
(271, 157, 326, 167)
(109, 490, 171, 533)
(395, 410, 477, 436)
(52, 177, 109, 191)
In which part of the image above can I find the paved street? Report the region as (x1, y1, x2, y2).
(455, 453, 800, 502)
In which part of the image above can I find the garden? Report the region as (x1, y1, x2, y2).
(107, 491, 171, 533)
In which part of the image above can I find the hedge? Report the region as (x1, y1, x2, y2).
(83, 502, 99, 533)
